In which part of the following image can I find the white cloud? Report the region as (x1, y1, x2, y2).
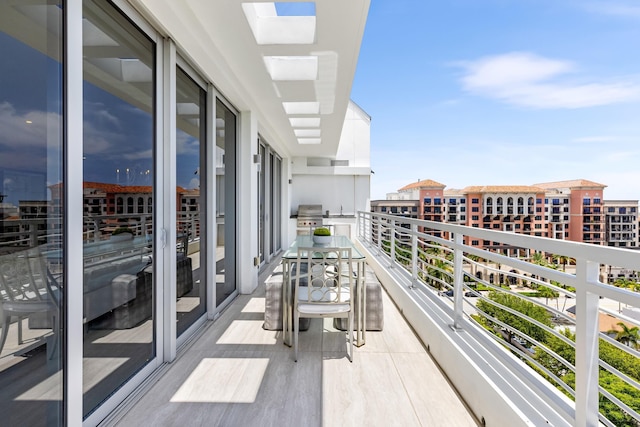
(584, 1, 640, 18)
(458, 52, 640, 109)
(123, 149, 152, 160)
(177, 132, 200, 155)
(571, 136, 618, 143)
(0, 102, 62, 148)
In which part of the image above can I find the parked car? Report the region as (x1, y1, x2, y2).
(464, 291, 479, 297)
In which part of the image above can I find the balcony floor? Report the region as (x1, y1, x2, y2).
(114, 257, 479, 427)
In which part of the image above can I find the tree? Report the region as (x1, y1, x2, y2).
(537, 285, 560, 306)
(552, 254, 574, 272)
(609, 322, 640, 350)
(476, 291, 553, 344)
(531, 251, 547, 266)
(426, 258, 452, 290)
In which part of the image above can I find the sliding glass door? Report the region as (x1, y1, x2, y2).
(82, 0, 155, 417)
(0, 2, 64, 425)
(215, 100, 236, 306)
(175, 67, 206, 336)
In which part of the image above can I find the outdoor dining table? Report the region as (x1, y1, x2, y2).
(281, 234, 367, 347)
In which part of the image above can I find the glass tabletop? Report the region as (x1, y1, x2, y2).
(282, 235, 364, 260)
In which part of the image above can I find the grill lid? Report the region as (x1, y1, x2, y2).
(297, 204, 323, 218)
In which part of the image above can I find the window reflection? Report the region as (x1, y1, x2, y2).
(82, 0, 155, 418)
(216, 100, 236, 306)
(176, 67, 206, 336)
(0, 2, 64, 426)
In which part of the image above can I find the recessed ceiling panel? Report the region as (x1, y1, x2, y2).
(289, 117, 320, 127)
(294, 129, 321, 137)
(298, 138, 321, 145)
(264, 56, 318, 81)
(283, 101, 320, 114)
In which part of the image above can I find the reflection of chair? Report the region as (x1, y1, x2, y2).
(293, 247, 354, 362)
(0, 248, 60, 357)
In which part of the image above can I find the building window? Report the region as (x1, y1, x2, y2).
(472, 215, 479, 220)
(472, 207, 479, 212)
(583, 198, 590, 205)
(472, 198, 479, 204)
(472, 240, 479, 246)
(536, 198, 542, 204)
(620, 207, 627, 214)
(492, 224, 500, 229)
(424, 198, 431, 204)
(535, 224, 542, 229)
(594, 198, 601, 204)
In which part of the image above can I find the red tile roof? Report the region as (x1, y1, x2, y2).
(462, 185, 544, 193)
(398, 179, 446, 191)
(533, 179, 606, 189)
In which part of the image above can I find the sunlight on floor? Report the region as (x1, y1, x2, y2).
(170, 358, 269, 403)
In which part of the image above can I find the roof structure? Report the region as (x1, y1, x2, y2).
(462, 185, 544, 194)
(83, 182, 191, 194)
(533, 179, 607, 190)
(398, 179, 446, 192)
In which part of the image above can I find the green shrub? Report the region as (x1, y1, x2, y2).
(313, 227, 331, 236)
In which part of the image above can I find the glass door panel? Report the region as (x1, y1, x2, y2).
(176, 67, 206, 336)
(82, 0, 155, 417)
(258, 142, 265, 264)
(0, 2, 64, 425)
(215, 100, 236, 306)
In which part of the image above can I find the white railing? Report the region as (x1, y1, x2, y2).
(358, 211, 640, 427)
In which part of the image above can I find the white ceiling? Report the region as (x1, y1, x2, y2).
(131, 0, 370, 158)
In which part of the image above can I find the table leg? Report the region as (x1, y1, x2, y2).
(282, 260, 291, 347)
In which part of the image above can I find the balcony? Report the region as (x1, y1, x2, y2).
(113, 259, 478, 426)
(111, 212, 640, 426)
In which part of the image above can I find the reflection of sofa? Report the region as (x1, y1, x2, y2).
(87, 255, 194, 329)
(83, 255, 148, 324)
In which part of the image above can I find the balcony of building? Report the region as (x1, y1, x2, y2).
(91, 211, 640, 426)
(108, 255, 479, 427)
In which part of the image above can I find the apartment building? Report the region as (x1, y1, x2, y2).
(604, 200, 638, 248)
(534, 179, 607, 245)
(373, 178, 638, 249)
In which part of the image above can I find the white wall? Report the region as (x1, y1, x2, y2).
(289, 100, 371, 218)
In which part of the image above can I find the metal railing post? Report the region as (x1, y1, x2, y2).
(389, 218, 396, 268)
(452, 233, 464, 330)
(574, 259, 600, 427)
(376, 216, 382, 254)
(410, 223, 418, 289)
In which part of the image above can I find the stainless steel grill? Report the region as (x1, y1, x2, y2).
(297, 204, 323, 232)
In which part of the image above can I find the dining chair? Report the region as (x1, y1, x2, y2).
(292, 246, 354, 362)
(0, 248, 61, 358)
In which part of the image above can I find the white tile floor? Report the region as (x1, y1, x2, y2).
(114, 260, 479, 427)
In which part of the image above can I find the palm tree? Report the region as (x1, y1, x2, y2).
(538, 285, 559, 306)
(551, 254, 574, 272)
(531, 251, 547, 266)
(609, 322, 640, 349)
(427, 258, 452, 290)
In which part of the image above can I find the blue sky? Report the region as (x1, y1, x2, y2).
(351, 0, 640, 200)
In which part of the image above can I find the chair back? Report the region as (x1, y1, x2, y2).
(293, 247, 353, 305)
(0, 248, 59, 308)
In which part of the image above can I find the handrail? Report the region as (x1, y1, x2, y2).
(357, 210, 640, 427)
